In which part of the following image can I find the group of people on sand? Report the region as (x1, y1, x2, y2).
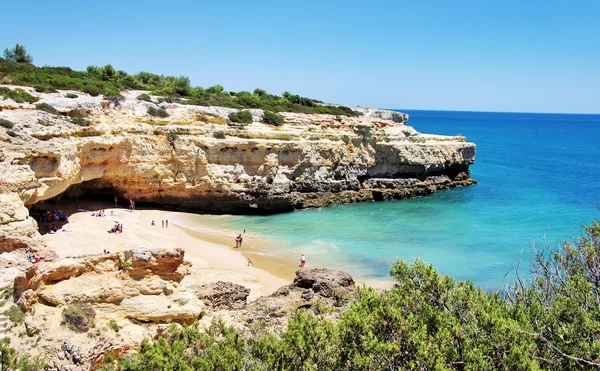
(108, 222, 123, 234)
(91, 209, 110, 217)
(42, 209, 68, 222)
(27, 254, 41, 263)
(151, 220, 169, 228)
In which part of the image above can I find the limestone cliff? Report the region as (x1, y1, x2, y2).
(0, 85, 475, 251)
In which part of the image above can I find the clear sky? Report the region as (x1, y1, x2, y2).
(2, 0, 599, 113)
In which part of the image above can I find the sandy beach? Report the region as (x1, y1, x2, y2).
(39, 199, 293, 299)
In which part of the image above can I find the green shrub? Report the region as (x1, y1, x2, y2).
(34, 85, 57, 93)
(6, 130, 16, 137)
(65, 93, 78, 98)
(1, 287, 14, 300)
(147, 106, 169, 118)
(35, 102, 59, 114)
(0, 118, 15, 129)
(262, 110, 284, 126)
(213, 130, 226, 139)
(82, 84, 104, 96)
(61, 304, 96, 332)
(0, 87, 39, 103)
(137, 93, 152, 102)
(71, 117, 89, 127)
(7, 305, 25, 324)
(108, 319, 120, 333)
(228, 110, 253, 124)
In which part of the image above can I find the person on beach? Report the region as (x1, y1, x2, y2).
(300, 253, 306, 267)
(114, 196, 118, 207)
(151, 220, 156, 226)
(129, 199, 134, 210)
(165, 220, 168, 228)
(162, 220, 164, 228)
(247, 257, 253, 266)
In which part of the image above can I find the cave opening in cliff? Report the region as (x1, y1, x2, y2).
(29, 180, 123, 234)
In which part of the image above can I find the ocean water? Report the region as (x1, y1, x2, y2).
(180, 111, 600, 289)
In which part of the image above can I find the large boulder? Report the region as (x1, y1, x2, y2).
(119, 293, 203, 324)
(195, 281, 250, 310)
(292, 268, 355, 290)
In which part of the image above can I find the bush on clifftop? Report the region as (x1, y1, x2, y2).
(106, 219, 600, 370)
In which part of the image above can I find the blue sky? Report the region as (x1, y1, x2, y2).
(2, 0, 599, 113)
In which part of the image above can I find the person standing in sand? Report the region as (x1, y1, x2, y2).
(162, 220, 165, 228)
(165, 220, 168, 228)
(300, 253, 306, 267)
(247, 256, 253, 266)
(114, 196, 118, 207)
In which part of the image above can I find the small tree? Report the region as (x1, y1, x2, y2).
(3, 44, 33, 63)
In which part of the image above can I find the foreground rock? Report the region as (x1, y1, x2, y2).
(195, 281, 251, 309)
(228, 268, 357, 330)
(0, 86, 475, 252)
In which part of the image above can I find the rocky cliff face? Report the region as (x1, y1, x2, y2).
(0, 85, 475, 251)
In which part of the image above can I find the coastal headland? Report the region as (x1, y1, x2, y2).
(0, 86, 475, 254)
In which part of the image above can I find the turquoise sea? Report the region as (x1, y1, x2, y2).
(180, 111, 600, 289)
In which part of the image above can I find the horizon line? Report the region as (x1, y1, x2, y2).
(384, 108, 600, 116)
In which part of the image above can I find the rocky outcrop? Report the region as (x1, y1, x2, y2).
(0, 193, 43, 252)
(13, 247, 197, 313)
(123, 247, 189, 282)
(0, 85, 476, 251)
(195, 281, 251, 309)
(234, 268, 357, 329)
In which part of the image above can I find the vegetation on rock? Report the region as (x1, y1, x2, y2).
(147, 106, 169, 118)
(0, 86, 38, 104)
(61, 304, 96, 333)
(64, 93, 78, 98)
(227, 110, 253, 124)
(136, 93, 152, 102)
(70, 117, 89, 127)
(262, 110, 284, 126)
(1, 44, 358, 116)
(103, 219, 600, 370)
(0, 118, 15, 129)
(35, 102, 59, 114)
(7, 305, 24, 324)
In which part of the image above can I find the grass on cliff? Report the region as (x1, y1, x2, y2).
(105, 219, 600, 370)
(1, 51, 358, 116)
